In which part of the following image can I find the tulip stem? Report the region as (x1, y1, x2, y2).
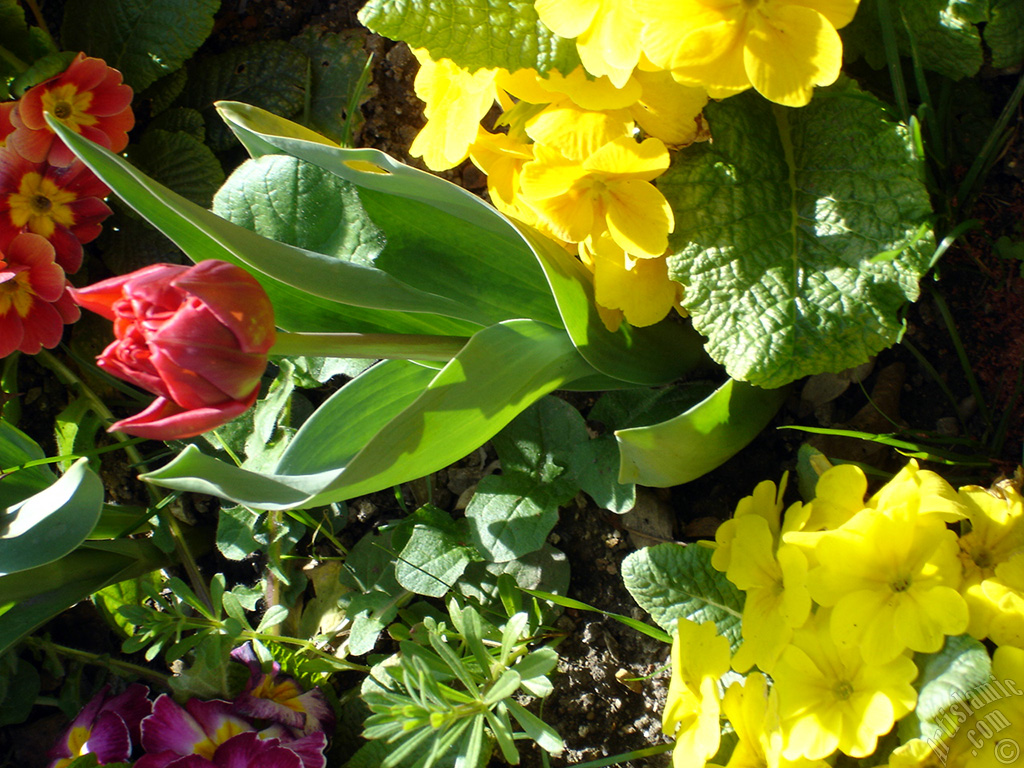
(36, 349, 213, 613)
(270, 332, 471, 362)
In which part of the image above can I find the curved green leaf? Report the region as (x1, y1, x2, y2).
(143, 320, 596, 509)
(664, 78, 933, 388)
(0, 422, 55, 509)
(216, 102, 706, 386)
(0, 459, 104, 577)
(615, 379, 789, 487)
(50, 118, 482, 337)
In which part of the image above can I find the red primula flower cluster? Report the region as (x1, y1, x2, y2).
(0, 52, 133, 357)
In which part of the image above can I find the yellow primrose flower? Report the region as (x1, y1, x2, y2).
(519, 128, 673, 258)
(635, 0, 860, 107)
(884, 736, 959, 768)
(808, 499, 968, 662)
(774, 609, 917, 761)
(499, 66, 642, 112)
(663, 618, 731, 768)
(629, 69, 709, 148)
(409, 49, 500, 171)
(967, 552, 1024, 647)
(958, 483, 1024, 587)
(713, 475, 803, 573)
(468, 127, 536, 224)
(580, 233, 681, 328)
(533, 0, 643, 88)
(720, 673, 828, 768)
(725, 516, 811, 673)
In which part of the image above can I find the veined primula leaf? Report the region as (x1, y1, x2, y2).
(61, 0, 219, 91)
(357, 0, 580, 76)
(663, 79, 933, 389)
(143, 320, 597, 509)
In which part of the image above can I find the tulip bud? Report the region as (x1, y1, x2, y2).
(70, 260, 276, 439)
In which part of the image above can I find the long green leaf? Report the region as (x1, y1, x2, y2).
(143, 320, 596, 508)
(615, 379, 789, 487)
(49, 118, 483, 336)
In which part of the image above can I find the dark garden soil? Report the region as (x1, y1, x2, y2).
(3, 1, 1024, 767)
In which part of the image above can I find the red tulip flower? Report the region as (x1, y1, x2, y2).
(7, 53, 134, 167)
(0, 232, 79, 358)
(70, 260, 276, 440)
(0, 148, 112, 273)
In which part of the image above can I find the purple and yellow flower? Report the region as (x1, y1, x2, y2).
(230, 644, 334, 737)
(135, 695, 255, 768)
(46, 683, 152, 768)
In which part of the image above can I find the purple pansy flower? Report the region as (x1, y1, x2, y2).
(46, 683, 152, 768)
(230, 644, 334, 737)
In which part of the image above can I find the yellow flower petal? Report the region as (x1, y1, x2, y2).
(743, 6, 843, 107)
(604, 177, 673, 257)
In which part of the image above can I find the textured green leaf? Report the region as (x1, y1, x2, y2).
(664, 79, 933, 388)
(986, 0, 1024, 68)
(215, 154, 382, 267)
(128, 129, 225, 208)
(0, 459, 103, 577)
(180, 41, 309, 151)
(61, 0, 218, 91)
(466, 472, 574, 563)
(392, 506, 479, 597)
(290, 26, 370, 143)
(342, 528, 408, 655)
(0, 0, 43, 98)
(357, 0, 580, 75)
(841, 0, 984, 79)
(148, 107, 207, 144)
(457, 543, 569, 606)
(901, 634, 993, 741)
(622, 543, 744, 650)
(216, 505, 261, 561)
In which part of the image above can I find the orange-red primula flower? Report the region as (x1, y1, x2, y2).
(7, 53, 134, 167)
(0, 102, 14, 147)
(0, 232, 79, 358)
(0, 148, 112, 273)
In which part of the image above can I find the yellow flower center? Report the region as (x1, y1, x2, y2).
(833, 681, 854, 701)
(40, 84, 97, 133)
(890, 575, 912, 592)
(0, 270, 36, 318)
(7, 172, 77, 238)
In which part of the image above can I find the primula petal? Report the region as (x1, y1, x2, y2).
(16, 295, 65, 353)
(527, 107, 632, 162)
(520, 144, 586, 200)
(573, 0, 642, 87)
(584, 136, 669, 180)
(604, 178, 673, 258)
(786, 0, 861, 29)
(666, 19, 751, 98)
(743, 6, 843, 107)
(533, 0, 599, 40)
(0, 302, 25, 357)
(590, 241, 678, 327)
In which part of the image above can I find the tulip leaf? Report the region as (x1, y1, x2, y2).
(60, 0, 219, 91)
(216, 102, 705, 386)
(663, 79, 933, 388)
(621, 543, 745, 651)
(216, 102, 563, 331)
(0, 459, 104, 577)
(616, 380, 789, 487)
(0, 421, 56, 510)
(143, 320, 596, 509)
(357, 0, 580, 76)
(0, 539, 171, 657)
(50, 118, 483, 337)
